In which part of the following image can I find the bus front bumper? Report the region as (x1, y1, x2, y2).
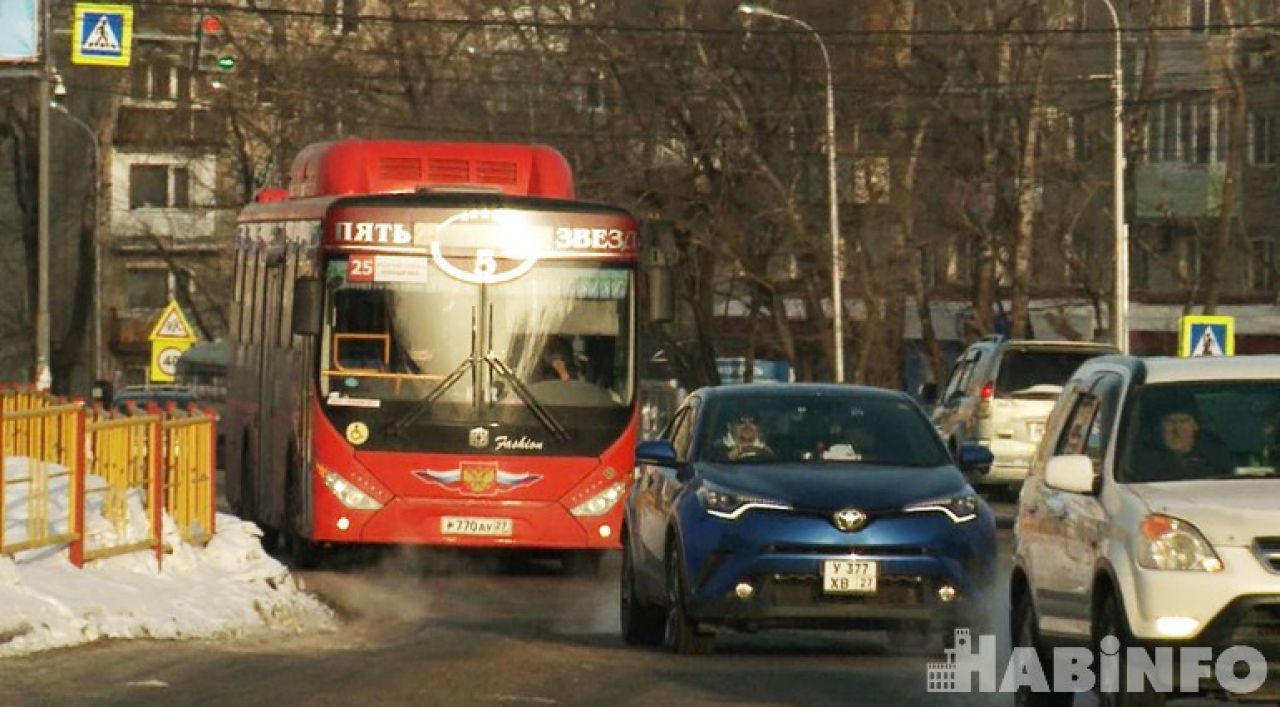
(313, 496, 624, 550)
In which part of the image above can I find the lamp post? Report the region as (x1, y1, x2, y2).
(49, 92, 104, 381)
(1100, 0, 1128, 353)
(736, 4, 845, 382)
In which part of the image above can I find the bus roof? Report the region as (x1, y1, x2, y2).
(286, 139, 574, 200)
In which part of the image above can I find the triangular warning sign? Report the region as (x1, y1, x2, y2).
(1194, 326, 1224, 357)
(83, 16, 121, 52)
(148, 301, 197, 342)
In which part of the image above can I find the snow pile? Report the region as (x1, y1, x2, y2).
(0, 458, 335, 657)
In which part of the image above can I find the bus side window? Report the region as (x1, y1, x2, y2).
(230, 249, 245, 342)
(252, 248, 267, 345)
(242, 248, 259, 345)
(279, 247, 298, 349)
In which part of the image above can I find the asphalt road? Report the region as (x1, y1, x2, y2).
(0, 527, 1024, 707)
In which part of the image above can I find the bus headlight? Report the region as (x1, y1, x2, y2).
(570, 482, 626, 517)
(320, 467, 383, 511)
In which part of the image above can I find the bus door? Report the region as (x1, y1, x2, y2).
(256, 255, 284, 526)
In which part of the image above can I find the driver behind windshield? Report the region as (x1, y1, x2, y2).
(1128, 390, 1232, 481)
(722, 416, 774, 461)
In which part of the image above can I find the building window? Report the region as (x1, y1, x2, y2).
(946, 237, 974, 285)
(919, 247, 937, 289)
(325, 0, 360, 35)
(1250, 113, 1276, 165)
(129, 59, 190, 103)
(1130, 239, 1151, 291)
(1251, 238, 1275, 291)
(126, 269, 169, 309)
(1190, 0, 1225, 32)
(1194, 100, 1212, 164)
(128, 164, 190, 209)
(1161, 100, 1178, 162)
(1073, 112, 1093, 162)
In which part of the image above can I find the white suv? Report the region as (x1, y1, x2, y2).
(930, 338, 1117, 494)
(1012, 355, 1280, 704)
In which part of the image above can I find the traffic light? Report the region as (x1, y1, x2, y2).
(193, 14, 236, 72)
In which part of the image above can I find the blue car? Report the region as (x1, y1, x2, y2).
(620, 384, 998, 654)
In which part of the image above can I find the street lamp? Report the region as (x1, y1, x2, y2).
(736, 4, 845, 382)
(49, 75, 105, 382)
(1100, 0, 1128, 353)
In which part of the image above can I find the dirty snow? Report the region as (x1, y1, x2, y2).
(0, 458, 334, 657)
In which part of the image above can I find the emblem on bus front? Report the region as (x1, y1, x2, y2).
(469, 426, 490, 448)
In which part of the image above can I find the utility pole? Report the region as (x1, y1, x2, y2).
(36, 0, 51, 390)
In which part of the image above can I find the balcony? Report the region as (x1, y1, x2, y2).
(1134, 163, 1226, 219)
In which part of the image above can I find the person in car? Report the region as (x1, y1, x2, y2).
(1130, 394, 1232, 481)
(723, 416, 774, 461)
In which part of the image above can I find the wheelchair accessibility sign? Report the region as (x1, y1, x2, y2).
(71, 4, 133, 67)
(1179, 315, 1235, 357)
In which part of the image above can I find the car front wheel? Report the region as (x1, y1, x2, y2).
(1095, 592, 1165, 707)
(1012, 592, 1072, 707)
(664, 543, 713, 655)
(620, 540, 664, 646)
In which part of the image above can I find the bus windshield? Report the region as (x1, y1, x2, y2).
(319, 256, 634, 413)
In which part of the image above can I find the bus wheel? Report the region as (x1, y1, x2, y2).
(562, 550, 603, 577)
(236, 432, 255, 520)
(284, 532, 325, 570)
(283, 461, 324, 570)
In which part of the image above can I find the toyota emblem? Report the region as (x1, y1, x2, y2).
(832, 508, 867, 532)
(469, 426, 490, 448)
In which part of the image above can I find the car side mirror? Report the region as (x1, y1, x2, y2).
(636, 439, 678, 467)
(1044, 454, 1098, 494)
(957, 443, 994, 476)
(918, 382, 939, 405)
(292, 277, 322, 336)
(646, 264, 674, 324)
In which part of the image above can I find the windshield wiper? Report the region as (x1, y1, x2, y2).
(389, 307, 481, 436)
(484, 352, 570, 442)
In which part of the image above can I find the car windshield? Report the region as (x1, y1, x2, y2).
(996, 350, 1105, 395)
(1119, 382, 1280, 483)
(695, 392, 948, 467)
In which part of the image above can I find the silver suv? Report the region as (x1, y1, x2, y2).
(1012, 355, 1280, 704)
(929, 337, 1118, 493)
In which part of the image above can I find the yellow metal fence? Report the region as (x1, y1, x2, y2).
(0, 389, 216, 569)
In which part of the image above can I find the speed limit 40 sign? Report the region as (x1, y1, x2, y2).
(149, 338, 193, 382)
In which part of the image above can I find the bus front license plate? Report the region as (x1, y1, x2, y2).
(822, 560, 877, 594)
(440, 516, 513, 537)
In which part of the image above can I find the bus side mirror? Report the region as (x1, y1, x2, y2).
(292, 278, 322, 336)
(647, 265, 674, 324)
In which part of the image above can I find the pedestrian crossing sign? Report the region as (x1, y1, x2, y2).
(1179, 315, 1235, 357)
(71, 3, 132, 67)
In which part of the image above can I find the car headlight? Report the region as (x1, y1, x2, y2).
(1137, 514, 1223, 572)
(320, 467, 383, 511)
(903, 493, 980, 523)
(570, 482, 627, 517)
(696, 482, 792, 520)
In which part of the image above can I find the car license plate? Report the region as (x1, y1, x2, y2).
(822, 559, 877, 594)
(440, 516, 513, 537)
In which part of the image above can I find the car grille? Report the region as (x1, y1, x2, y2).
(1229, 603, 1280, 658)
(1254, 538, 1280, 573)
(762, 573, 927, 606)
(763, 544, 932, 557)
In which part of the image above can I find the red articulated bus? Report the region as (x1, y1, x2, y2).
(225, 139, 647, 573)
